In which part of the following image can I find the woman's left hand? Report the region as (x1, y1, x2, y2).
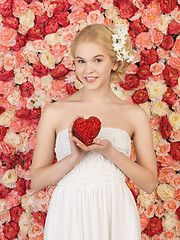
(72, 136, 113, 158)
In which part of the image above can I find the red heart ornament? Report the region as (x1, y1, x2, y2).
(72, 116, 102, 146)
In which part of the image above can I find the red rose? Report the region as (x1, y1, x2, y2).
(137, 65, 151, 79)
(51, 63, 70, 79)
(158, 0, 177, 14)
(35, 11, 49, 25)
(16, 108, 30, 120)
(30, 107, 41, 124)
(114, 0, 138, 19)
(32, 62, 50, 77)
(53, 0, 71, 11)
(129, 19, 148, 35)
(14, 178, 26, 196)
(84, 2, 104, 13)
(163, 65, 179, 87)
(159, 35, 174, 50)
(27, 24, 45, 41)
(0, 106, 5, 115)
(54, 11, 70, 28)
(119, 74, 140, 90)
(162, 87, 177, 106)
(0, 125, 7, 141)
(170, 141, 180, 161)
(159, 115, 172, 139)
(0, 183, 10, 199)
(143, 216, 163, 237)
(44, 17, 60, 35)
(0, 0, 13, 17)
(142, 0, 153, 6)
(1, 153, 20, 169)
(132, 88, 149, 104)
(3, 221, 20, 240)
(10, 206, 24, 223)
(32, 211, 47, 227)
(2, 16, 19, 30)
(167, 20, 180, 34)
(19, 149, 33, 170)
(26, 180, 31, 189)
(66, 82, 78, 96)
(139, 48, 159, 66)
(128, 29, 137, 47)
(19, 81, 35, 98)
(11, 33, 27, 52)
(175, 206, 180, 221)
(0, 67, 14, 82)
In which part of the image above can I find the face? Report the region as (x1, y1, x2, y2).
(74, 41, 117, 89)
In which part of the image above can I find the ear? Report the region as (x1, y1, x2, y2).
(112, 61, 118, 71)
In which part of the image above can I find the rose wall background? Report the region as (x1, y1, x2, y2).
(0, 0, 180, 239)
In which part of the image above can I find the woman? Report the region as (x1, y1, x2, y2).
(31, 24, 157, 239)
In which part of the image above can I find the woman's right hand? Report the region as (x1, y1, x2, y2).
(68, 116, 86, 164)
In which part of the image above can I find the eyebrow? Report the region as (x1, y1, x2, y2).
(75, 54, 105, 59)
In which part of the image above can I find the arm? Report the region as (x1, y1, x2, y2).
(106, 107, 157, 194)
(30, 105, 82, 192)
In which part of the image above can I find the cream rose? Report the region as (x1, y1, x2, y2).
(45, 33, 61, 46)
(168, 111, 180, 131)
(14, 67, 27, 84)
(1, 169, 18, 188)
(19, 212, 32, 234)
(19, 9, 35, 28)
(39, 51, 55, 69)
(146, 80, 167, 101)
(162, 212, 178, 230)
(7, 88, 21, 106)
(3, 130, 23, 151)
(151, 101, 169, 116)
(0, 199, 6, 213)
(105, 6, 120, 19)
(157, 14, 172, 34)
(0, 109, 15, 127)
(139, 101, 152, 117)
(152, 130, 163, 146)
(21, 194, 35, 213)
(137, 189, 156, 208)
(157, 183, 175, 201)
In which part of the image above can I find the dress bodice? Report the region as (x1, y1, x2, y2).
(55, 127, 131, 188)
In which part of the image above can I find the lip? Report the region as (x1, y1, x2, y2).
(85, 77, 97, 83)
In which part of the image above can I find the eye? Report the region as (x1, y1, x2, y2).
(77, 59, 85, 63)
(95, 58, 102, 63)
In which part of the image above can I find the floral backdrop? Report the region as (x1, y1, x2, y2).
(0, 0, 180, 239)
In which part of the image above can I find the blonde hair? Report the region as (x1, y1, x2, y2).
(70, 24, 134, 82)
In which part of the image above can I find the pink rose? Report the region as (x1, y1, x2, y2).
(150, 117, 160, 130)
(13, 0, 28, 18)
(5, 190, 21, 209)
(164, 200, 178, 213)
(155, 204, 164, 218)
(0, 28, 17, 47)
(139, 213, 150, 231)
(32, 211, 47, 227)
(29, 0, 45, 16)
(19, 81, 35, 98)
(3, 221, 20, 240)
(158, 167, 176, 183)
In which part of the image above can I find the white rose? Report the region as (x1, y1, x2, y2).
(0, 109, 15, 127)
(1, 169, 18, 188)
(39, 51, 55, 69)
(19, 212, 32, 234)
(98, 0, 113, 9)
(168, 111, 180, 131)
(139, 101, 152, 117)
(7, 87, 21, 106)
(14, 67, 27, 84)
(151, 101, 169, 116)
(19, 9, 35, 28)
(146, 80, 167, 101)
(137, 189, 156, 208)
(105, 6, 120, 19)
(157, 14, 172, 34)
(45, 33, 61, 46)
(21, 194, 35, 213)
(162, 212, 178, 230)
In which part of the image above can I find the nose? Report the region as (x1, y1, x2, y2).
(85, 62, 94, 74)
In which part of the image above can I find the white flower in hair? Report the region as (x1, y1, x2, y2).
(112, 24, 134, 63)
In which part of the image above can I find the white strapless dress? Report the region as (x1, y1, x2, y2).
(43, 127, 141, 240)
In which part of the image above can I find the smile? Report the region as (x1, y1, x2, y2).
(85, 77, 97, 83)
